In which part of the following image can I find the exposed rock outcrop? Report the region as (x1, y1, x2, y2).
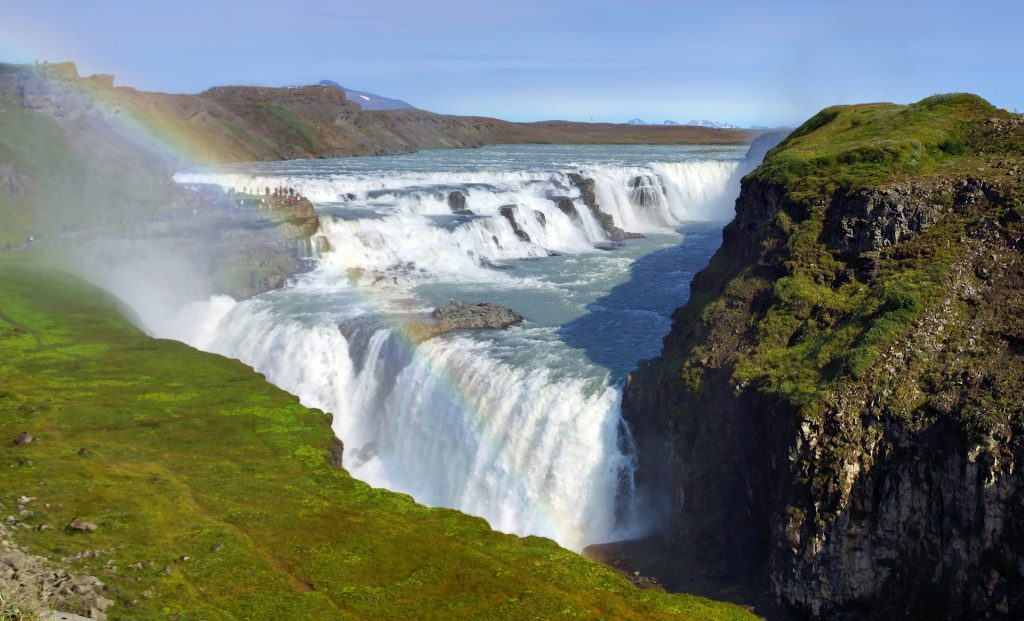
(567, 173, 644, 241)
(432, 301, 524, 331)
(553, 196, 580, 220)
(821, 178, 1005, 258)
(0, 520, 113, 620)
(447, 190, 472, 214)
(405, 302, 524, 343)
(618, 95, 1024, 620)
(629, 175, 663, 208)
(499, 205, 531, 242)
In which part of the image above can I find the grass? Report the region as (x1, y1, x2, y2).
(751, 93, 1013, 205)
(0, 98, 177, 248)
(258, 104, 325, 154)
(0, 578, 43, 621)
(0, 262, 757, 621)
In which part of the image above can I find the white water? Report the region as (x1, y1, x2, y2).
(155, 144, 753, 550)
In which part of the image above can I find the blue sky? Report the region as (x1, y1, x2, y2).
(1, 0, 1021, 126)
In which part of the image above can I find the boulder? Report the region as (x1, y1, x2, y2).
(65, 519, 97, 534)
(447, 190, 472, 214)
(13, 431, 33, 445)
(432, 302, 524, 332)
(406, 302, 524, 343)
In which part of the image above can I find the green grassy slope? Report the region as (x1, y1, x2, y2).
(752, 93, 1020, 201)
(677, 94, 1023, 423)
(0, 262, 756, 621)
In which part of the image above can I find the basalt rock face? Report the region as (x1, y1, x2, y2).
(622, 95, 1024, 619)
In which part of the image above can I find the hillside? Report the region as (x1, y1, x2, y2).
(317, 80, 416, 110)
(0, 263, 757, 621)
(614, 94, 1024, 618)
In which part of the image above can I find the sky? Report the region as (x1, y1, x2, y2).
(1, 0, 1021, 126)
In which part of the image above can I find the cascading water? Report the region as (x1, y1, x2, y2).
(157, 144, 753, 551)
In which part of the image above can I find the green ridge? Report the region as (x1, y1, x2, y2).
(674, 93, 1022, 428)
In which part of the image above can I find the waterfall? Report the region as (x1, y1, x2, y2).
(158, 147, 749, 551)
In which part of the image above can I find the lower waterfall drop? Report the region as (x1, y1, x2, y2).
(159, 144, 751, 551)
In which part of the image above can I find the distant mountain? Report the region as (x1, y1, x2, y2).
(627, 118, 647, 125)
(663, 120, 680, 126)
(686, 119, 740, 129)
(318, 80, 415, 111)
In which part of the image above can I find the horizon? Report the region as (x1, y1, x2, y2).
(2, 0, 1022, 127)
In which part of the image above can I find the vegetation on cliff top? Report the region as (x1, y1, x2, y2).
(0, 262, 755, 621)
(674, 94, 1023, 431)
(751, 93, 1017, 202)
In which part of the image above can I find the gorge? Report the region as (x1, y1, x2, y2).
(145, 143, 768, 552)
(2, 57, 1022, 621)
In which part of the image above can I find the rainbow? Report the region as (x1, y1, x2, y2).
(15, 62, 605, 549)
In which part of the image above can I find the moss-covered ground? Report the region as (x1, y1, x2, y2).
(675, 95, 1023, 427)
(0, 262, 756, 621)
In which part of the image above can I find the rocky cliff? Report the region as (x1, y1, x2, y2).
(619, 95, 1024, 619)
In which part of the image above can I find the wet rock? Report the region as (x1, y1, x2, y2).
(566, 173, 643, 241)
(432, 302, 524, 332)
(553, 197, 580, 220)
(567, 173, 598, 210)
(498, 205, 531, 242)
(447, 190, 472, 214)
(406, 301, 523, 343)
(533, 210, 547, 227)
(629, 175, 663, 208)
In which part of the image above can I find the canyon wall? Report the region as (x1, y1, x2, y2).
(623, 95, 1024, 619)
